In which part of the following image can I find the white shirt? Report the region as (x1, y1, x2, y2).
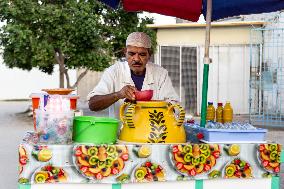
(87, 61, 179, 118)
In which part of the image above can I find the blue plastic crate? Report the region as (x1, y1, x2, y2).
(200, 127, 267, 142)
(186, 126, 267, 143)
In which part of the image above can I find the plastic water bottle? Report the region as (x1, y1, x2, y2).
(206, 121, 215, 129)
(223, 101, 233, 123)
(206, 102, 215, 122)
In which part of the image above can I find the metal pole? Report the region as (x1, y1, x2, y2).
(200, 0, 212, 127)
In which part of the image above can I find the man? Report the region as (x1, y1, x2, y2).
(88, 32, 178, 117)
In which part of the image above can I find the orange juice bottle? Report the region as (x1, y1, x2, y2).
(223, 101, 233, 123)
(206, 102, 215, 122)
(216, 103, 223, 123)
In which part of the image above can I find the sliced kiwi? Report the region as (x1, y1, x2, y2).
(269, 144, 278, 152)
(203, 150, 211, 158)
(191, 157, 200, 165)
(87, 147, 98, 156)
(108, 152, 119, 160)
(18, 178, 29, 184)
(107, 145, 116, 155)
(135, 169, 146, 180)
(51, 168, 60, 174)
(183, 145, 192, 154)
(98, 161, 106, 169)
(225, 165, 236, 177)
(200, 144, 210, 153)
(105, 158, 114, 167)
(270, 151, 278, 160)
(35, 173, 46, 183)
(89, 155, 99, 165)
(239, 161, 246, 168)
(116, 173, 130, 183)
(208, 170, 221, 179)
(199, 154, 207, 164)
(277, 156, 281, 163)
(184, 153, 192, 163)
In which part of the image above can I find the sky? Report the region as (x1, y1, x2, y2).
(144, 13, 176, 24)
(0, 63, 77, 100)
(144, 13, 206, 24)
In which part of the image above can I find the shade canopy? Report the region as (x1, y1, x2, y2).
(203, 0, 284, 21)
(100, 0, 284, 21)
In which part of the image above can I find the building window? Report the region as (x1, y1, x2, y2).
(160, 46, 197, 115)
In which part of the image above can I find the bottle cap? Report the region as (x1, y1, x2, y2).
(208, 102, 213, 105)
(218, 103, 223, 106)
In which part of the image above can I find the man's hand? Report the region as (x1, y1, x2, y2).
(117, 85, 136, 101)
(89, 85, 137, 112)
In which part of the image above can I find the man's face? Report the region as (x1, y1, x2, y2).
(125, 45, 150, 75)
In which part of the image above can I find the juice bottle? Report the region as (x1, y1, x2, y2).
(215, 103, 223, 123)
(206, 102, 215, 122)
(223, 101, 233, 123)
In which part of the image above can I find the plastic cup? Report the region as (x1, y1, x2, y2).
(32, 97, 40, 131)
(70, 98, 77, 110)
(32, 97, 40, 109)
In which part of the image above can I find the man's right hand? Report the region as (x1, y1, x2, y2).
(117, 85, 136, 101)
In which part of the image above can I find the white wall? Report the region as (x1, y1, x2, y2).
(0, 56, 76, 100)
(197, 45, 253, 114)
(154, 24, 263, 46)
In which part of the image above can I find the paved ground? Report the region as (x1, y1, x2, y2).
(0, 101, 33, 189)
(0, 101, 283, 189)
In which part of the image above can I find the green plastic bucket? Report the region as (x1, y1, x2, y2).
(73, 116, 119, 144)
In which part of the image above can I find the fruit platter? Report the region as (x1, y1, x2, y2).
(133, 161, 165, 182)
(73, 145, 129, 180)
(170, 144, 221, 176)
(257, 144, 281, 174)
(32, 164, 67, 183)
(224, 158, 253, 178)
(19, 145, 29, 175)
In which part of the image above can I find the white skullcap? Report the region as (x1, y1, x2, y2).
(126, 32, 151, 48)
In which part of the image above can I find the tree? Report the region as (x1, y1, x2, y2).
(0, 0, 156, 88)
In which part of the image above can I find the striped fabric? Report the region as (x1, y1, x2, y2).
(123, 0, 202, 22)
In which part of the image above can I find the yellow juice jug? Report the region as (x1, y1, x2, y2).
(216, 102, 223, 123)
(119, 101, 186, 143)
(223, 102, 233, 123)
(206, 102, 215, 122)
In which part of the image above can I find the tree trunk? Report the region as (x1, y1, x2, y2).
(54, 49, 89, 89)
(55, 49, 65, 88)
(64, 69, 71, 88)
(71, 69, 88, 89)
